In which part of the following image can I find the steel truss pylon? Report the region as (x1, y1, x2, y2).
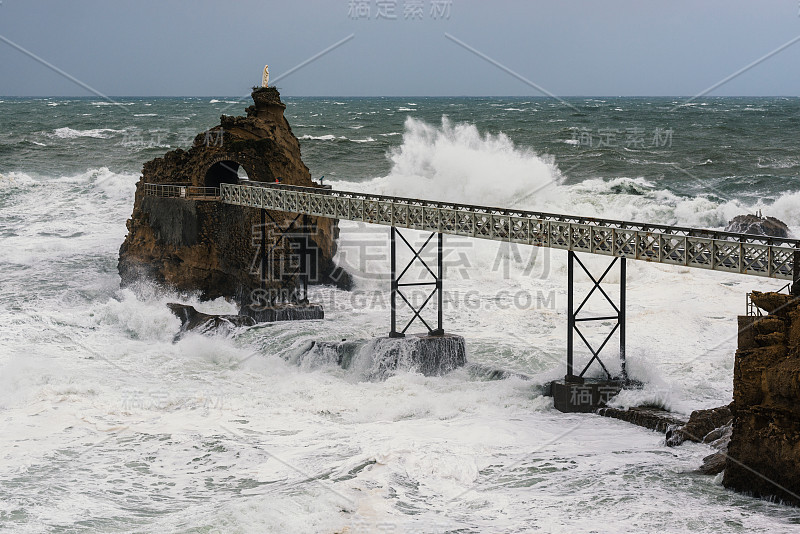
(566, 250, 627, 383)
(390, 227, 444, 338)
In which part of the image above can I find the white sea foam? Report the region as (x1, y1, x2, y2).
(90, 101, 135, 106)
(299, 134, 340, 141)
(3, 108, 799, 531)
(358, 116, 564, 209)
(50, 127, 124, 139)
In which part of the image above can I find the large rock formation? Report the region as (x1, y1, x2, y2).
(724, 291, 800, 504)
(119, 87, 347, 304)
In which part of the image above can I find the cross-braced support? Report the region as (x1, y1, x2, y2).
(390, 227, 444, 338)
(258, 209, 311, 303)
(566, 251, 627, 382)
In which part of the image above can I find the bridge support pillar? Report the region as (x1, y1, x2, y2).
(240, 209, 321, 323)
(566, 251, 627, 383)
(389, 227, 444, 338)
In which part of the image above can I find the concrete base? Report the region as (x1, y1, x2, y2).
(549, 378, 623, 413)
(239, 302, 324, 323)
(378, 333, 467, 377)
(294, 333, 466, 379)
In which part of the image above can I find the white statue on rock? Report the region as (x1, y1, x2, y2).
(262, 65, 269, 88)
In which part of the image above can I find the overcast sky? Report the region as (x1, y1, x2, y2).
(1, 0, 799, 97)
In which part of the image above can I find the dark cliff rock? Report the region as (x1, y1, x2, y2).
(725, 214, 790, 238)
(119, 87, 349, 301)
(723, 292, 800, 505)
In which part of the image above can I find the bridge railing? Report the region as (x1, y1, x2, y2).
(220, 182, 798, 281)
(144, 183, 220, 200)
(225, 182, 800, 246)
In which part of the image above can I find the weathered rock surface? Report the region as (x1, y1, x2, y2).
(723, 292, 800, 505)
(119, 87, 349, 303)
(596, 406, 687, 434)
(167, 303, 255, 341)
(700, 450, 728, 475)
(725, 214, 790, 238)
(749, 290, 795, 316)
(665, 404, 732, 446)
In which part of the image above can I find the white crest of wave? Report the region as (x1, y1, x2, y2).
(365, 117, 564, 209)
(332, 116, 800, 237)
(50, 127, 123, 139)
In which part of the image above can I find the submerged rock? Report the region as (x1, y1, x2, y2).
(167, 303, 254, 341)
(725, 214, 790, 238)
(700, 451, 728, 475)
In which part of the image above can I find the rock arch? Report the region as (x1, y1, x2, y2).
(203, 157, 254, 188)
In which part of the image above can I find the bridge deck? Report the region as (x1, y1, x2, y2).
(145, 182, 799, 280)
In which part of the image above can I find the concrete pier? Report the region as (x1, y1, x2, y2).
(294, 333, 467, 379)
(548, 378, 624, 413)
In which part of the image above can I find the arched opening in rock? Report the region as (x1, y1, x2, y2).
(204, 160, 249, 188)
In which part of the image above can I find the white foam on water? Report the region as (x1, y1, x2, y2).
(49, 127, 124, 139)
(299, 134, 339, 141)
(2, 114, 800, 531)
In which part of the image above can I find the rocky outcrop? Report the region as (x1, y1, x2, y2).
(167, 303, 255, 341)
(596, 406, 687, 434)
(119, 87, 349, 304)
(723, 291, 800, 505)
(725, 214, 790, 238)
(665, 404, 732, 446)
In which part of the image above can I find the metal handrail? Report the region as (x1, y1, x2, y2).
(217, 182, 798, 281)
(144, 183, 220, 200)
(238, 181, 800, 247)
(746, 293, 763, 317)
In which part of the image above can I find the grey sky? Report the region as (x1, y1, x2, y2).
(0, 0, 799, 97)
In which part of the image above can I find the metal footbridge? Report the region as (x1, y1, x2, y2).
(146, 181, 799, 383)
(210, 181, 798, 280)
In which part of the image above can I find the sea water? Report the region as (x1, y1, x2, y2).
(1, 96, 800, 532)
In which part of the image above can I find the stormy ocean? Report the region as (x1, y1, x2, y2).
(2, 95, 800, 532)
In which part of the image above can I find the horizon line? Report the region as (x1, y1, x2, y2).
(2, 94, 800, 99)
